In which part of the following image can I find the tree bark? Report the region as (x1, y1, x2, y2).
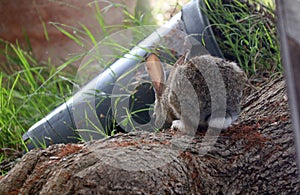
(0, 77, 299, 194)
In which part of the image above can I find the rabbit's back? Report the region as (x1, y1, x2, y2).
(167, 55, 244, 129)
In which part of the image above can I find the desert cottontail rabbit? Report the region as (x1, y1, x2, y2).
(146, 53, 245, 134)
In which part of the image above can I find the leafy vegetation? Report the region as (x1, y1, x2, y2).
(0, 40, 79, 175)
(204, 0, 280, 76)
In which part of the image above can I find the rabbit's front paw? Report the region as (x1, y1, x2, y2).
(171, 120, 196, 135)
(171, 120, 185, 131)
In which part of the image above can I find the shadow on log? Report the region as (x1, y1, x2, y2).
(0, 77, 299, 194)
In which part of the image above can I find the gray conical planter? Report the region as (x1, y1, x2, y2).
(23, 0, 223, 150)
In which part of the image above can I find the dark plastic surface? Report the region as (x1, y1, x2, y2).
(182, 0, 223, 58)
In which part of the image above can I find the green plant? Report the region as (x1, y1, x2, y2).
(0, 42, 78, 153)
(204, 0, 281, 76)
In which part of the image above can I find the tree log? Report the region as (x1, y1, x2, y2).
(0, 77, 299, 194)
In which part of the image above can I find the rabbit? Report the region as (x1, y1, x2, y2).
(146, 53, 245, 134)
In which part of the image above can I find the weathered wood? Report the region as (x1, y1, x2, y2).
(0, 77, 299, 194)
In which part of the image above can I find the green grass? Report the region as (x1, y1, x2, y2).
(0, 0, 280, 175)
(0, 43, 77, 142)
(0, 41, 78, 175)
(204, 0, 281, 76)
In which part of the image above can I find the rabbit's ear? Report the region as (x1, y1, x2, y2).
(146, 53, 165, 97)
(175, 55, 186, 66)
(174, 53, 188, 67)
